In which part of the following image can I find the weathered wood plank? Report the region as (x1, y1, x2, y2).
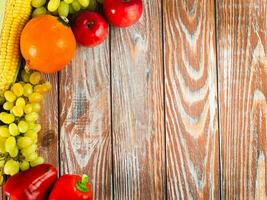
(59, 42, 112, 200)
(39, 74, 59, 168)
(164, 0, 220, 199)
(217, 1, 267, 199)
(111, 0, 165, 199)
(0, 190, 5, 200)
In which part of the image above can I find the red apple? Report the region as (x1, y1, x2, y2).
(72, 11, 108, 47)
(103, 0, 143, 27)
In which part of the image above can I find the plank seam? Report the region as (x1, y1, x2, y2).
(214, 0, 223, 199)
(109, 25, 114, 200)
(57, 72, 61, 176)
(161, 0, 167, 199)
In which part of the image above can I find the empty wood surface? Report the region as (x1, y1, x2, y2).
(164, 0, 220, 199)
(217, 0, 267, 199)
(1, 0, 266, 199)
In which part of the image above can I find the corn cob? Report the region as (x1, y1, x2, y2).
(0, 0, 32, 95)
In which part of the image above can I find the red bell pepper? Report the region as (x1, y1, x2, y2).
(4, 163, 57, 200)
(49, 174, 93, 200)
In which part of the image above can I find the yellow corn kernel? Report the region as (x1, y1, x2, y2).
(0, 0, 32, 94)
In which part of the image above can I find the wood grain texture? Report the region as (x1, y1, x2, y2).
(39, 74, 59, 168)
(59, 42, 112, 199)
(0, 188, 5, 199)
(111, 0, 165, 199)
(217, 0, 267, 199)
(164, 0, 220, 199)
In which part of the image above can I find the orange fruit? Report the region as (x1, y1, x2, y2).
(20, 15, 76, 73)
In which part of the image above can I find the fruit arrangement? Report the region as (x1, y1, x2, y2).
(0, 0, 143, 198)
(4, 164, 93, 199)
(31, 0, 102, 19)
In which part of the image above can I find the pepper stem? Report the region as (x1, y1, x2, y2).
(76, 175, 89, 193)
(82, 174, 89, 184)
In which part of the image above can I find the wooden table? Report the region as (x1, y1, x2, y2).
(4, 0, 266, 199)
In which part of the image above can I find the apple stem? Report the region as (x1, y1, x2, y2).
(122, 0, 130, 2)
(87, 22, 95, 29)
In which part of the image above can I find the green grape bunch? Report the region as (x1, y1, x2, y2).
(0, 70, 52, 184)
(31, 0, 102, 19)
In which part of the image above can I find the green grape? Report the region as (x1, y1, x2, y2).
(34, 85, 45, 93)
(25, 130, 38, 143)
(17, 137, 33, 149)
(29, 123, 41, 133)
(16, 97, 26, 107)
(32, 103, 41, 113)
(25, 112, 39, 122)
(18, 82, 25, 88)
(24, 104, 33, 114)
(4, 91, 16, 102)
(58, 1, 69, 17)
(25, 152, 38, 162)
(32, 6, 47, 17)
(64, 0, 74, 3)
(32, 0, 46, 8)
(5, 136, 16, 153)
(3, 102, 14, 110)
(87, 0, 97, 11)
(0, 160, 5, 167)
(69, 4, 75, 13)
(78, 0, 89, 7)
(34, 82, 52, 94)
(0, 126, 10, 138)
(11, 83, 24, 97)
(18, 121, 29, 133)
(23, 83, 33, 97)
(47, 0, 60, 12)
(0, 112, 15, 124)
(29, 72, 41, 85)
(28, 122, 36, 130)
(9, 147, 18, 158)
(43, 81, 52, 91)
(11, 106, 24, 117)
(9, 123, 19, 136)
(30, 157, 44, 167)
(21, 144, 37, 157)
(21, 70, 31, 83)
(29, 93, 43, 103)
(0, 137, 6, 153)
(20, 160, 30, 171)
(35, 124, 41, 133)
(4, 159, 19, 176)
(72, 0, 81, 11)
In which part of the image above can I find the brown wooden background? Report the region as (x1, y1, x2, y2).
(4, 0, 267, 199)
